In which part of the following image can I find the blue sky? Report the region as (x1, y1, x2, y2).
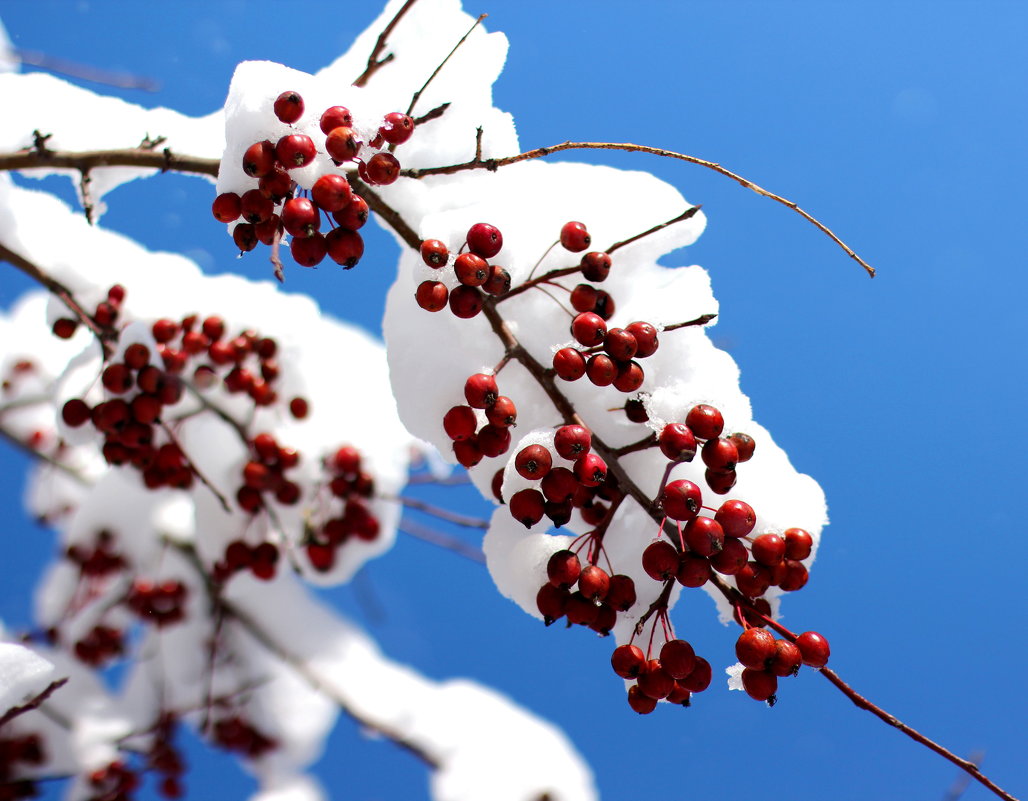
(1, 3, 1026, 800)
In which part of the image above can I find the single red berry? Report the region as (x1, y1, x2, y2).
(569, 284, 598, 313)
(232, 223, 258, 252)
(605, 574, 637, 611)
(779, 559, 809, 592)
(379, 111, 415, 144)
(476, 424, 511, 458)
(416, 281, 449, 312)
(705, 467, 737, 495)
(130, 394, 161, 425)
(553, 348, 586, 381)
(627, 685, 658, 714)
(102, 363, 133, 394)
(586, 354, 616, 386)
(325, 127, 361, 162)
(255, 215, 283, 246)
(660, 639, 697, 680)
(363, 152, 401, 185)
(281, 197, 320, 237)
(276, 134, 317, 168)
(702, 437, 739, 471)
(769, 639, 803, 677)
(686, 404, 724, 440)
(795, 631, 830, 667)
(571, 312, 606, 347)
(683, 515, 724, 557)
(626, 321, 659, 357)
(554, 425, 591, 460)
(510, 488, 545, 528)
(784, 528, 813, 560)
(560, 221, 591, 252)
(540, 466, 578, 503)
(515, 444, 552, 480)
(661, 479, 703, 521)
(710, 537, 748, 575)
(680, 656, 712, 692)
(637, 660, 675, 700)
(729, 432, 756, 462)
(242, 140, 276, 177)
(741, 668, 778, 703)
(624, 397, 649, 423)
(603, 328, 637, 361)
(547, 549, 581, 588)
(151, 319, 178, 343)
(333, 194, 369, 230)
(442, 406, 478, 442)
(715, 499, 756, 538)
(736, 627, 777, 669)
(611, 644, 646, 679)
(577, 565, 610, 602)
(273, 91, 304, 124)
(454, 253, 489, 286)
(466, 223, 503, 258)
(311, 174, 353, 212)
(453, 438, 482, 468)
(659, 423, 697, 462)
(306, 543, 335, 572)
(485, 396, 517, 427)
(212, 192, 241, 222)
(123, 343, 150, 370)
(676, 554, 711, 587)
(420, 239, 449, 268)
(580, 251, 611, 282)
(448, 285, 483, 318)
(290, 233, 327, 267)
(536, 583, 570, 625)
(259, 169, 292, 203)
(482, 264, 511, 296)
(642, 540, 680, 582)
(325, 228, 364, 268)
(613, 361, 645, 393)
(320, 106, 353, 134)
(464, 374, 498, 408)
(62, 398, 91, 427)
(752, 533, 787, 567)
(735, 561, 772, 598)
(573, 453, 607, 486)
(288, 397, 309, 419)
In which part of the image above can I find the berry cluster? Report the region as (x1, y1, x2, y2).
(0, 733, 43, 801)
(443, 372, 516, 468)
(733, 627, 830, 704)
(127, 579, 188, 628)
(214, 91, 418, 271)
(612, 640, 713, 714)
(537, 548, 635, 636)
(86, 761, 138, 801)
(145, 714, 186, 799)
(213, 539, 282, 583)
(235, 431, 303, 514)
(50, 283, 125, 341)
(210, 715, 277, 760)
(304, 444, 380, 572)
(416, 223, 511, 316)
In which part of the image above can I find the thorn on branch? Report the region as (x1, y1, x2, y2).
(138, 134, 167, 150)
(413, 102, 450, 126)
(31, 130, 53, 156)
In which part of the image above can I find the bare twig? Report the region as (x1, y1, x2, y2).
(942, 752, 986, 801)
(605, 206, 702, 256)
(413, 102, 451, 127)
(385, 494, 490, 529)
(0, 424, 91, 486)
(400, 520, 486, 564)
(14, 48, 159, 92)
(404, 140, 876, 277)
(0, 678, 69, 728)
(405, 14, 487, 117)
(352, 0, 422, 88)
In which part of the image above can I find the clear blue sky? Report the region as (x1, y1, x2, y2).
(1, 3, 1026, 800)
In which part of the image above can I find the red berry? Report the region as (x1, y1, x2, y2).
(454, 253, 489, 286)
(741, 668, 778, 703)
(212, 192, 241, 222)
(443, 406, 478, 441)
(680, 656, 712, 692)
(464, 374, 498, 408)
(586, 354, 616, 386)
(769, 639, 803, 677)
(683, 516, 724, 557)
(379, 112, 415, 144)
(311, 174, 353, 212)
(476, 424, 510, 458)
(363, 152, 401, 185)
(705, 467, 737, 495)
(612, 361, 645, 393)
(448, 285, 483, 318)
(637, 660, 674, 700)
(124, 344, 150, 371)
(289, 397, 309, 419)
(510, 488, 545, 528)
(536, 583, 570, 625)
(325, 228, 364, 268)
(573, 453, 607, 486)
(290, 233, 327, 267)
(242, 140, 276, 177)
(232, 223, 258, 252)
(547, 550, 581, 588)
(605, 574, 637, 611)
(320, 106, 353, 134)
(325, 127, 361, 162)
(752, 533, 786, 567)
(661, 479, 702, 521)
(659, 423, 697, 462)
(273, 91, 304, 124)
(778, 559, 809, 592)
(482, 264, 511, 296)
(735, 562, 772, 598)
(151, 319, 178, 343)
(540, 467, 578, 503)
(795, 631, 830, 667)
(560, 221, 591, 252)
(466, 223, 503, 259)
(729, 432, 756, 462)
(611, 644, 646, 679)
(603, 328, 637, 361)
(453, 438, 482, 468)
(580, 251, 611, 281)
(660, 639, 696, 680)
(686, 404, 724, 440)
(515, 444, 552, 480)
(569, 284, 598, 313)
(627, 685, 658, 714)
(554, 425, 591, 460)
(625, 398, 649, 423)
(102, 363, 133, 394)
(62, 398, 91, 427)
(784, 528, 813, 560)
(259, 169, 292, 203)
(333, 194, 369, 230)
(715, 499, 756, 538)
(276, 134, 317, 168)
(626, 321, 659, 357)
(736, 627, 777, 669)
(701, 437, 739, 471)
(553, 348, 586, 381)
(675, 554, 711, 587)
(710, 537, 748, 575)
(571, 312, 606, 347)
(577, 565, 610, 602)
(485, 396, 517, 427)
(642, 540, 679, 582)
(420, 239, 449, 268)
(416, 281, 449, 312)
(306, 543, 335, 572)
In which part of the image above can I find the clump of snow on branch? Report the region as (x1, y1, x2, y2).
(0, 640, 55, 715)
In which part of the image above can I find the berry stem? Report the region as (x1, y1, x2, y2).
(404, 141, 876, 277)
(604, 205, 702, 256)
(612, 433, 657, 457)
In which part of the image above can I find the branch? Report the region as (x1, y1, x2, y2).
(399, 520, 486, 564)
(0, 145, 219, 178)
(386, 494, 490, 529)
(13, 48, 159, 92)
(0, 678, 69, 728)
(404, 140, 876, 277)
(405, 14, 487, 118)
(0, 424, 91, 486)
(352, 0, 422, 88)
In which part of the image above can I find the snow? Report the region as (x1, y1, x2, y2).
(0, 640, 56, 715)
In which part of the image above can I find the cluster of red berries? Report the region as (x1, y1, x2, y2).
(211, 715, 277, 760)
(50, 283, 125, 341)
(86, 760, 138, 801)
(657, 403, 755, 496)
(536, 549, 635, 635)
(235, 431, 303, 514)
(145, 714, 186, 799)
(72, 624, 124, 667)
(65, 530, 125, 578)
(305, 444, 380, 572)
(213, 539, 282, 583)
(214, 90, 417, 271)
(0, 733, 44, 797)
(612, 639, 713, 714)
(415, 223, 511, 316)
(126, 579, 188, 628)
(733, 627, 830, 704)
(443, 372, 516, 468)
(506, 425, 610, 530)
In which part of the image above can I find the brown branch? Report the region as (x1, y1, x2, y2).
(405, 14, 487, 118)
(159, 422, 231, 514)
(605, 206, 702, 256)
(14, 48, 159, 92)
(664, 313, 718, 332)
(404, 141, 875, 278)
(399, 520, 486, 565)
(385, 494, 490, 529)
(351, 178, 421, 250)
(0, 145, 219, 178)
(352, 0, 422, 88)
(0, 424, 92, 486)
(0, 678, 69, 728)
(413, 102, 451, 127)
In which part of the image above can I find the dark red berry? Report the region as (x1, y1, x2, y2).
(311, 174, 353, 212)
(605, 574, 637, 611)
(273, 91, 304, 124)
(577, 565, 610, 602)
(571, 312, 606, 347)
(466, 223, 503, 259)
(611, 644, 646, 678)
(333, 194, 369, 230)
(420, 239, 449, 268)
(741, 668, 778, 703)
(795, 631, 830, 667)
(276, 134, 316, 169)
(62, 398, 91, 427)
(242, 140, 275, 178)
(580, 251, 611, 282)
(736, 627, 776, 669)
(686, 404, 724, 440)
(683, 515, 724, 557)
(325, 228, 364, 268)
(573, 453, 607, 486)
(547, 550, 581, 587)
(586, 354, 616, 386)
(661, 479, 702, 521)
(604, 328, 637, 361)
(540, 467, 578, 503)
(485, 396, 517, 427)
(637, 660, 674, 700)
(642, 540, 679, 582)
(702, 437, 739, 471)
(482, 264, 511, 296)
(554, 425, 591, 460)
(379, 112, 414, 145)
(476, 424, 510, 458)
(612, 361, 645, 393)
(627, 685, 657, 714)
(626, 321, 659, 357)
(364, 152, 401, 185)
(752, 533, 786, 567)
(675, 554, 711, 587)
(569, 284, 598, 313)
(515, 444, 552, 480)
(784, 528, 813, 560)
(320, 106, 353, 134)
(705, 468, 737, 495)
(710, 537, 748, 575)
(729, 432, 756, 462)
(52, 318, 78, 339)
(281, 197, 320, 237)
(553, 348, 586, 381)
(680, 656, 712, 692)
(536, 583, 570, 625)
(769, 639, 803, 677)
(290, 233, 327, 267)
(448, 285, 483, 318)
(660, 639, 696, 680)
(659, 423, 697, 462)
(560, 221, 591, 252)
(510, 489, 546, 528)
(735, 562, 772, 598)
(212, 192, 241, 222)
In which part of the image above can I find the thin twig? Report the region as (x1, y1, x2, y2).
(942, 752, 985, 801)
(159, 422, 231, 514)
(14, 48, 159, 91)
(352, 0, 422, 88)
(413, 102, 451, 127)
(385, 494, 490, 529)
(605, 206, 703, 256)
(405, 14, 487, 117)
(0, 678, 69, 728)
(404, 140, 876, 277)
(399, 520, 486, 564)
(663, 313, 718, 332)
(0, 424, 91, 486)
